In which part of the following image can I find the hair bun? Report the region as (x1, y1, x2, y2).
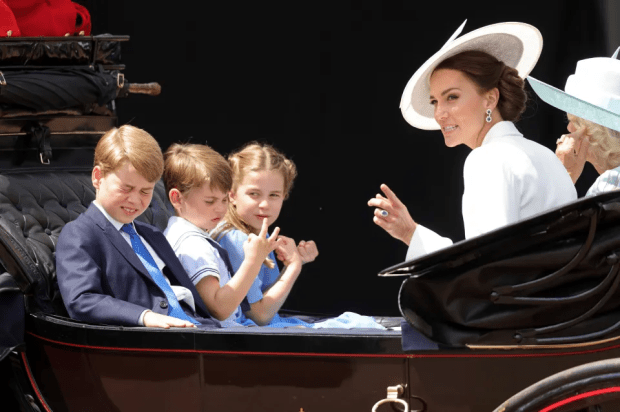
(497, 63, 526, 122)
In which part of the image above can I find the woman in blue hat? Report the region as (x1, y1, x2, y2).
(527, 49, 620, 196)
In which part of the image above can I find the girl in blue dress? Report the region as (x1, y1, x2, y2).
(211, 142, 319, 327)
(213, 142, 385, 330)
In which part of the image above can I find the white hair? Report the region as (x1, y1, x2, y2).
(568, 114, 620, 171)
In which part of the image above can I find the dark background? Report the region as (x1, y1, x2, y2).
(85, 0, 611, 316)
(2, 0, 619, 408)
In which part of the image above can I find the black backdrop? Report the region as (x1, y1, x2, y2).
(0, 0, 615, 407)
(84, 0, 609, 316)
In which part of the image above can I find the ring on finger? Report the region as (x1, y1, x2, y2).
(379, 209, 389, 218)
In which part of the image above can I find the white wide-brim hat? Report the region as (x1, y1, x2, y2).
(400, 20, 543, 130)
(527, 48, 620, 133)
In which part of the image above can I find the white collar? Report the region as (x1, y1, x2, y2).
(92, 200, 133, 232)
(165, 216, 209, 243)
(480, 121, 522, 147)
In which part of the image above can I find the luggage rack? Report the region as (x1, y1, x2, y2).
(0, 34, 159, 168)
(0, 35, 129, 69)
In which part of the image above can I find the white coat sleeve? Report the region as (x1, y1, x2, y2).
(405, 224, 453, 261)
(461, 149, 519, 239)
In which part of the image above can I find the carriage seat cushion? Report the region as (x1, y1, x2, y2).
(0, 169, 173, 314)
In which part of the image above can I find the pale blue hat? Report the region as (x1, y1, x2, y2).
(527, 48, 620, 132)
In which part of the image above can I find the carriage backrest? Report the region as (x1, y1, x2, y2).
(394, 190, 620, 347)
(0, 167, 174, 315)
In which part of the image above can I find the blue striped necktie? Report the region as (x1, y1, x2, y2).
(121, 224, 199, 325)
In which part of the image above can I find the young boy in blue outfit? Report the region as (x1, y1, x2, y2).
(162, 143, 281, 327)
(56, 125, 218, 329)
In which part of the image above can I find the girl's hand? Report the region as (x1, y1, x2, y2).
(297, 240, 318, 264)
(275, 235, 302, 267)
(243, 218, 281, 263)
(367, 184, 417, 246)
(556, 127, 590, 184)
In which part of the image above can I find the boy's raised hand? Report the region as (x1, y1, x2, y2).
(244, 218, 281, 262)
(297, 240, 318, 264)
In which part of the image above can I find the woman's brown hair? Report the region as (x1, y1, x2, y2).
(434, 50, 527, 122)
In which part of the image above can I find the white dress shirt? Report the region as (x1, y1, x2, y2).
(406, 121, 578, 260)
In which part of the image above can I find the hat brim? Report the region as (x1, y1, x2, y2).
(527, 76, 620, 133)
(400, 22, 543, 130)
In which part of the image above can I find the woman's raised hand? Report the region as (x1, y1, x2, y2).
(244, 218, 281, 262)
(556, 126, 590, 184)
(367, 184, 418, 246)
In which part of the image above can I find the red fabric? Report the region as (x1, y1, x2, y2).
(0, 0, 21, 37)
(73, 3, 90, 35)
(5, 0, 91, 37)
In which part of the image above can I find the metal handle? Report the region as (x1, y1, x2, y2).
(127, 82, 161, 96)
(371, 385, 409, 412)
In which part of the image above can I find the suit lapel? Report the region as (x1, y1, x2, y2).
(85, 205, 152, 281)
(135, 221, 210, 316)
(85, 206, 209, 317)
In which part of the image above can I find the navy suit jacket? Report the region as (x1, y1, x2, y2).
(56, 204, 218, 327)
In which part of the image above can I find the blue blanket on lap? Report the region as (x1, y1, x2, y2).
(312, 312, 386, 330)
(239, 311, 387, 330)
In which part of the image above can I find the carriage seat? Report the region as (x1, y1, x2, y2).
(0, 168, 173, 316)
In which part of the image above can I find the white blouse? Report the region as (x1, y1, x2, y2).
(586, 165, 620, 197)
(406, 121, 578, 261)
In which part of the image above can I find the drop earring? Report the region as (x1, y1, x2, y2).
(485, 109, 492, 123)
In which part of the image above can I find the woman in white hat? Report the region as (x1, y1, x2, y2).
(527, 49, 620, 196)
(368, 21, 577, 261)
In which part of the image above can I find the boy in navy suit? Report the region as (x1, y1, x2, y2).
(56, 125, 218, 329)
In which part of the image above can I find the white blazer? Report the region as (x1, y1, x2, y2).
(406, 121, 577, 261)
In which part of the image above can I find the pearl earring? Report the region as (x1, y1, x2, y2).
(485, 109, 492, 123)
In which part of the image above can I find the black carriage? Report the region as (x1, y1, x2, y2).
(3, 35, 620, 412)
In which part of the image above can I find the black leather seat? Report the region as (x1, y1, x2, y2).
(0, 168, 174, 316)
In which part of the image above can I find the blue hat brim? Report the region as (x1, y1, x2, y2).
(527, 76, 620, 133)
